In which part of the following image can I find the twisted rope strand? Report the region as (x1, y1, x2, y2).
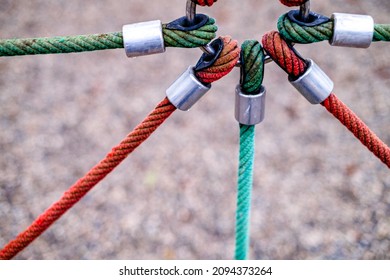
(278, 13, 390, 44)
(0, 98, 176, 260)
(262, 31, 390, 168)
(322, 95, 390, 167)
(163, 17, 218, 48)
(195, 36, 240, 84)
(235, 124, 256, 260)
(0, 18, 218, 57)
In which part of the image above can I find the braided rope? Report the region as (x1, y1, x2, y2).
(278, 13, 390, 44)
(0, 36, 240, 259)
(240, 40, 265, 94)
(0, 18, 218, 57)
(235, 124, 256, 260)
(163, 17, 218, 48)
(322, 94, 390, 167)
(0, 32, 124, 56)
(193, 0, 218, 6)
(0, 98, 176, 260)
(262, 31, 390, 168)
(195, 36, 240, 84)
(279, 0, 308, 7)
(234, 40, 264, 260)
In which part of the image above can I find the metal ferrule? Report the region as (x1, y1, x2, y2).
(235, 86, 266, 125)
(330, 13, 374, 48)
(289, 59, 334, 105)
(166, 66, 211, 111)
(122, 20, 165, 58)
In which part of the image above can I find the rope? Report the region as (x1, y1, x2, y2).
(278, 13, 390, 44)
(163, 17, 218, 48)
(322, 94, 390, 167)
(236, 124, 256, 260)
(0, 98, 176, 260)
(279, 0, 308, 7)
(0, 36, 240, 259)
(193, 0, 218, 6)
(195, 36, 240, 84)
(0, 18, 218, 57)
(234, 40, 264, 260)
(262, 31, 390, 168)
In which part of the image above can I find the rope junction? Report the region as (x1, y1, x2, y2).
(0, 0, 389, 259)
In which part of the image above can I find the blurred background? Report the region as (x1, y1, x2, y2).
(0, 0, 389, 259)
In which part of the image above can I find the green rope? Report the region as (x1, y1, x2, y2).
(0, 18, 217, 57)
(277, 13, 390, 44)
(234, 40, 264, 260)
(163, 17, 218, 48)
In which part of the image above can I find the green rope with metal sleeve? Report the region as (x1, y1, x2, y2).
(277, 12, 390, 44)
(0, 17, 217, 57)
(234, 40, 264, 260)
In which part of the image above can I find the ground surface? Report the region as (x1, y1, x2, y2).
(0, 0, 389, 259)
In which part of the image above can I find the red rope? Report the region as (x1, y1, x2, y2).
(193, 0, 218, 7)
(195, 36, 240, 84)
(322, 94, 390, 167)
(262, 31, 390, 168)
(279, 0, 308, 7)
(0, 98, 176, 260)
(0, 36, 240, 260)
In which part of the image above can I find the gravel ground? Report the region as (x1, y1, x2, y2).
(0, 0, 389, 260)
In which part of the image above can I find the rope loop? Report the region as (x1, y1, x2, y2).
(163, 15, 218, 48)
(240, 40, 265, 94)
(262, 31, 307, 78)
(278, 11, 333, 44)
(194, 36, 240, 84)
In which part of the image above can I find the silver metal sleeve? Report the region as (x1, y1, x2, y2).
(122, 20, 165, 58)
(166, 67, 211, 111)
(235, 86, 266, 125)
(330, 13, 374, 48)
(289, 59, 334, 105)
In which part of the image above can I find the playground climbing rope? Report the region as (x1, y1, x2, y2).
(0, 0, 389, 260)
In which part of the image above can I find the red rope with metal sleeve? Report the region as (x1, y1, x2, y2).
(0, 35, 240, 260)
(279, 0, 308, 7)
(262, 31, 390, 168)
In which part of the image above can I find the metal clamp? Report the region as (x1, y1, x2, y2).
(330, 13, 374, 49)
(289, 59, 334, 104)
(235, 86, 266, 125)
(166, 66, 211, 111)
(122, 20, 165, 58)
